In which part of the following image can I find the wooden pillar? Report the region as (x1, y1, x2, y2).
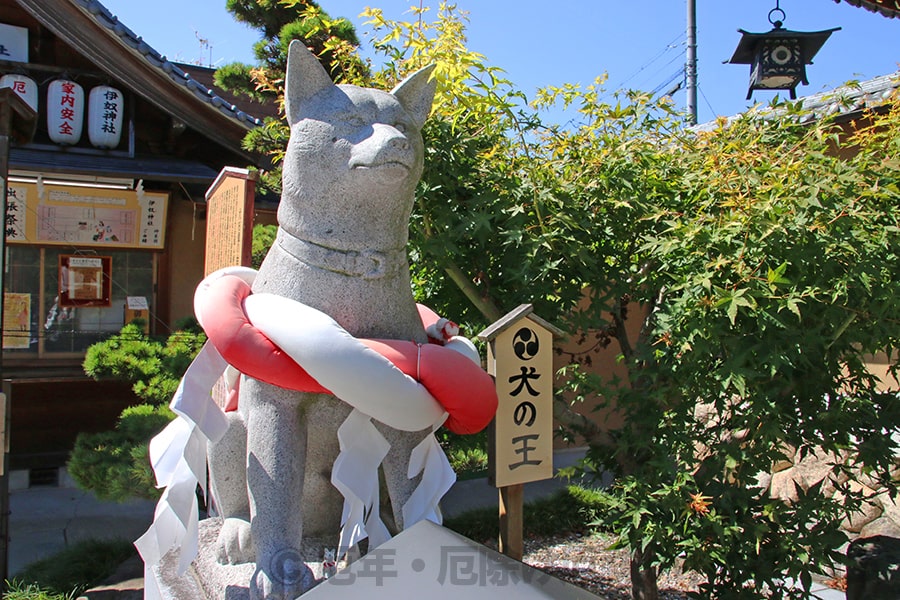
(0, 88, 36, 592)
(498, 483, 524, 560)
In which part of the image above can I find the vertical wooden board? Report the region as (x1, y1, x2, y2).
(490, 318, 554, 488)
(204, 169, 256, 275)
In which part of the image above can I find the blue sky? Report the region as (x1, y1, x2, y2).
(101, 0, 899, 125)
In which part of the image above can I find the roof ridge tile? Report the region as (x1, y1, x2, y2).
(80, 0, 263, 128)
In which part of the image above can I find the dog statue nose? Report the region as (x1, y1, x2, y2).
(371, 123, 409, 151)
(390, 135, 409, 151)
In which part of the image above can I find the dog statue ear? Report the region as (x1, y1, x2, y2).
(285, 39, 335, 126)
(391, 64, 437, 130)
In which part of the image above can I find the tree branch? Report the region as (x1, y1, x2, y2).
(612, 298, 633, 362)
(420, 211, 503, 323)
(553, 396, 615, 449)
(442, 262, 503, 323)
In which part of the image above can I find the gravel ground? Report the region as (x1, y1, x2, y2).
(512, 533, 849, 599)
(491, 532, 706, 599)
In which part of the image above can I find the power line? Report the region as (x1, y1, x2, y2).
(637, 51, 688, 94)
(652, 68, 686, 97)
(606, 31, 687, 93)
(698, 85, 719, 122)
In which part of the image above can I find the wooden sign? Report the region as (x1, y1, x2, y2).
(479, 304, 563, 560)
(481, 305, 560, 488)
(204, 167, 257, 276)
(125, 296, 150, 334)
(204, 168, 257, 417)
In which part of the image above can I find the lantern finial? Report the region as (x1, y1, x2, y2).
(768, 0, 786, 29)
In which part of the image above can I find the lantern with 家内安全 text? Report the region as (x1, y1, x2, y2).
(47, 79, 84, 145)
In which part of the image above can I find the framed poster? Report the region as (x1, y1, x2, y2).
(2, 292, 31, 349)
(5, 181, 168, 249)
(58, 255, 112, 307)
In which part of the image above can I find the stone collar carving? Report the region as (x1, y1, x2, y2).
(276, 228, 407, 280)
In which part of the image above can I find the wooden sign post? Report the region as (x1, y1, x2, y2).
(204, 167, 258, 415)
(479, 304, 563, 560)
(204, 167, 257, 276)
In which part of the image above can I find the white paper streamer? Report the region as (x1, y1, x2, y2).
(137, 268, 467, 598)
(332, 409, 392, 554)
(135, 343, 229, 599)
(403, 427, 456, 527)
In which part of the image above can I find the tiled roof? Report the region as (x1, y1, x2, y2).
(76, 0, 263, 128)
(834, 0, 900, 18)
(178, 63, 280, 122)
(793, 70, 900, 119)
(695, 70, 899, 130)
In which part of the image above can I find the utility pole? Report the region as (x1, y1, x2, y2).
(686, 0, 698, 125)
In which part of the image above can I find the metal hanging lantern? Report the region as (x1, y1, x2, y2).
(727, 1, 840, 100)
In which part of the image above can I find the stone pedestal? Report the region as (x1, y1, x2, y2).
(303, 520, 601, 599)
(155, 518, 337, 599)
(156, 519, 602, 599)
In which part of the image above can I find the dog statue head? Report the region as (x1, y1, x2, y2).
(278, 41, 437, 253)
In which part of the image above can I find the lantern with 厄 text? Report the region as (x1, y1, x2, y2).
(727, 1, 839, 100)
(0, 74, 37, 112)
(47, 79, 84, 145)
(88, 85, 124, 149)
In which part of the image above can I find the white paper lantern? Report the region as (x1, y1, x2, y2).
(88, 85, 124, 149)
(0, 74, 38, 112)
(47, 79, 84, 145)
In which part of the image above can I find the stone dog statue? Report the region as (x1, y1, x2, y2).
(206, 40, 439, 599)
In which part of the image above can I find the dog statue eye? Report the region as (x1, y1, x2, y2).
(393, 122, 408, 134)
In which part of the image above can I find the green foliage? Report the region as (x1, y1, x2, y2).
(557, 97, 900, 596)
(10, 538, 135, 598)
(251, 223, 278, 269)
(213, 62, 261, 102)
(67, 403, 174, 501)
(3, 581, 75, 600)
(438, 429, 488, 478)
(82, 323, 205, 405)
(73, 323, 204, 500)
(444, 485, 605, 542)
